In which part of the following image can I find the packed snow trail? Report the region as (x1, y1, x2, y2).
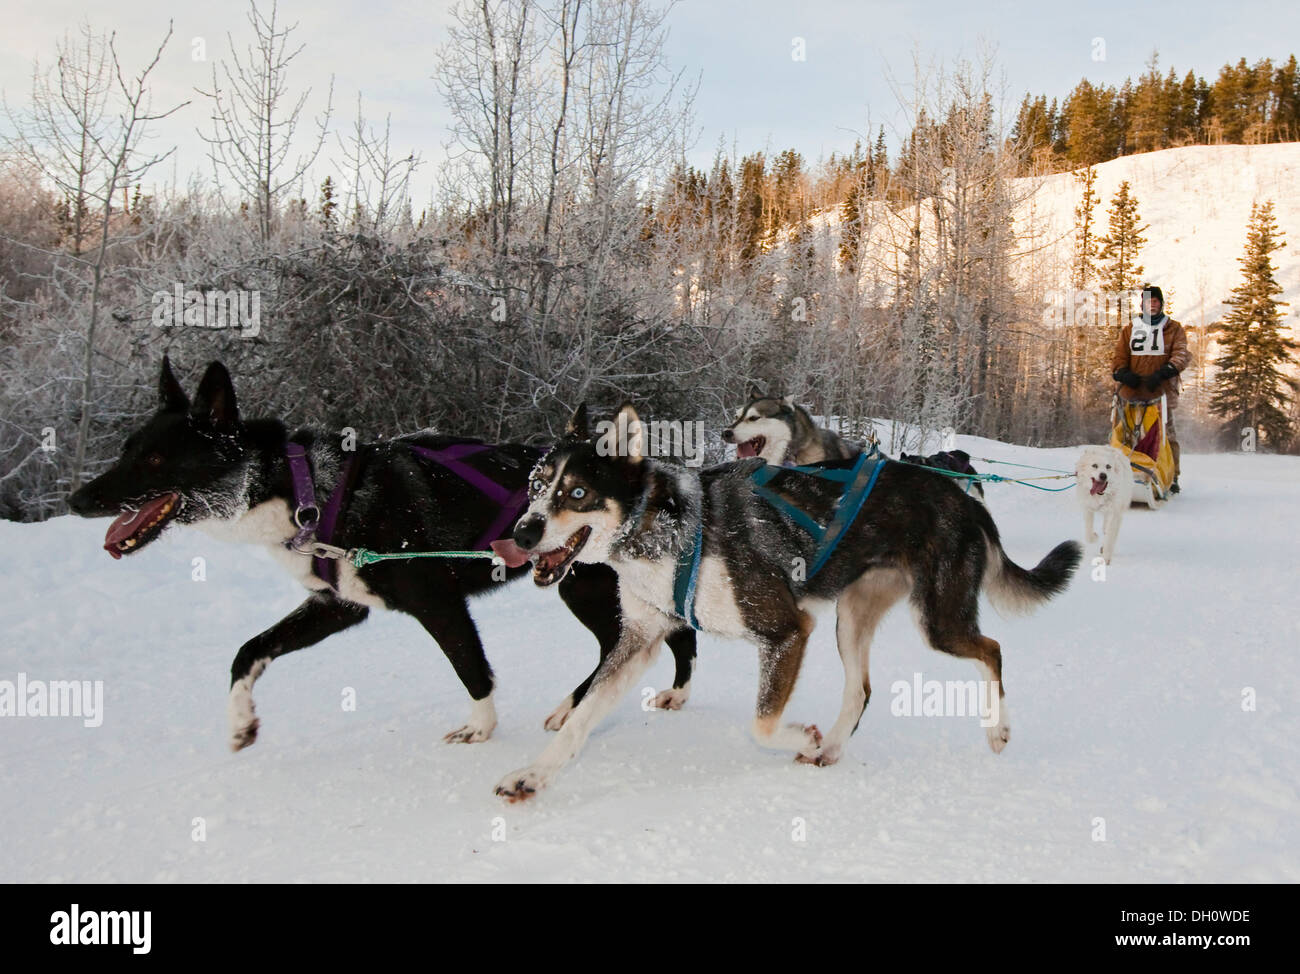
(2, 439, 1297, 882)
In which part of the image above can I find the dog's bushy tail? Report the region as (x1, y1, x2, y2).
(972, 501, 1082, 615)
(985, 540, 1083, 615)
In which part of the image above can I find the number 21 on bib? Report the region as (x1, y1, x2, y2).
(1130, 323, 1166, 356)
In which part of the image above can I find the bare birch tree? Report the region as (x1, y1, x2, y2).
(4, 22, 187, 491)
(198, 0, 333, 244)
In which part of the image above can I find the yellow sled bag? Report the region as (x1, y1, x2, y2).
(1110, 395, 1175, 507)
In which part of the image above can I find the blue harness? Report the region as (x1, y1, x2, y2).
(671, 518, 705, 630)
(671, 448, 888, 630)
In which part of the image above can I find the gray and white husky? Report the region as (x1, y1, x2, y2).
(721, 390, 860, 465)
(489, 404, 1082, 801)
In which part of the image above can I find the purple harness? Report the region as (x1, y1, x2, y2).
(285, 440, 528, 590)
(406, 443, 529, 551)
(285, 442, 355, 589)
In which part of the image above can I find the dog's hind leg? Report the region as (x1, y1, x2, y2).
(750, 608, 822, 759)
(915, 575, 1009, 753)
(801, 570, 909, 767)
(228, 595, 370, 751)
(404, 594, 498, 743)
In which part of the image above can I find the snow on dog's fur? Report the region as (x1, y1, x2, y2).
(1076, 445, 1133, 564)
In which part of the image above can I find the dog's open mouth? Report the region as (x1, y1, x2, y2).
(1090, 477, 1108, 496)
(533, 526, 591, 586)
(736, 436, 766, 459)
(103, 493, 181, 559)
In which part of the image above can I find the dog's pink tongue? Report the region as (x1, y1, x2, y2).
(489, 538, 532, 568)
(103, 495, 175, 559)
(1090, 478, 1108, 496)
(736, 441, 757, 459)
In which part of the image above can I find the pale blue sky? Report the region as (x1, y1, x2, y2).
(3, 0, 1296, 208)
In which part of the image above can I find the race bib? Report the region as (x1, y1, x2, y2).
(1130, 321, 1166, 356)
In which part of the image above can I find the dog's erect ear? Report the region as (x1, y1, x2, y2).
(566, 403, 590, 440)
(781, 395, 796, 409)
(191, 361, 239, 428)
(745, 382, 766, 402)
(616, 403, 645, 464)
(159, 356, 189, 412)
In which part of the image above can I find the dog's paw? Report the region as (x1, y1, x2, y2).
(790, 723, 823, 756)
(444, 722, 493, 744)
(494, 766, 549, 803)
(543, 697, 575, 731)
(985, 713, 1010, 754)
(227, 684, 259, 751)
(229, 717, 259, 752)
(651, 687, 690, 711)
(795, 740, 841, 766)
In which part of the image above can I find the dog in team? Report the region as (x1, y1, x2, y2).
(1075, 445, 1134, 564)
(489, 404, 1081, 800)
(68, 360, 697, 750)
(723, 389, 985, 500)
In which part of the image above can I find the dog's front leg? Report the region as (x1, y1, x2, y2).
(228, 596, 370, 751)
(495, 597, 673, 802)
(1101, 509, 1121, 564)
(1083, 509, 1098, 544)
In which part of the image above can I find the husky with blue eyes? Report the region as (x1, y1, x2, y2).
(490, 403, 1083, 802)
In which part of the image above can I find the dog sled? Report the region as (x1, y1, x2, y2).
(1109, 394, 1175, 509)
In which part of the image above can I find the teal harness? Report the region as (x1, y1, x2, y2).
(671, 448, 888, 629)
(671, 518, 705, 630)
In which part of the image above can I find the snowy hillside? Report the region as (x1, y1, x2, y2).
(808, 143, 1300, 341)
(1016, 143, 1300, 335)
(3, 436, 1298, 882)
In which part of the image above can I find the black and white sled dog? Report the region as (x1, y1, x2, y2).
(489, 404, 1082, 801)
(68, 359, 697, 749)
(722, 390, 985, 499)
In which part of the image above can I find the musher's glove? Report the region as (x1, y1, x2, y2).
(1144, 362, 1178, 391)
(1113, 368, 1142, 389)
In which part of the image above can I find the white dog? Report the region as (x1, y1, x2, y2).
(1076, 445, 1133, 564)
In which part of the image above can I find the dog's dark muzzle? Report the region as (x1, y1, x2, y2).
(68, 479, 118, 517)
(512, 513, 545, 551)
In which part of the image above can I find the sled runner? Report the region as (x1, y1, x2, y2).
(1109, 394, 1175, 509)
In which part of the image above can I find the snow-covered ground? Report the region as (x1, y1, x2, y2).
(2, 435, 1298, 882)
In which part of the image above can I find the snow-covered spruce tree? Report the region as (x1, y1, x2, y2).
(1209, 201, 1297, 450)
(1098, 180, 1147, 294)
(1097, 179, 1148, 334)
(1069, 165, 1112, 421)
(1072, 166, 1100, 290)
